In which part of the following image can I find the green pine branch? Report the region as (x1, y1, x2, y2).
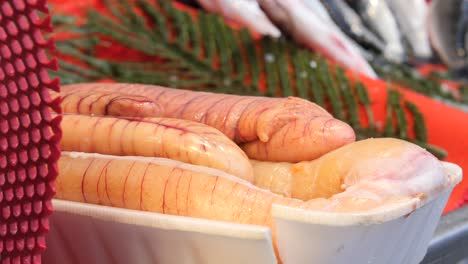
(372, 60, 468, 107)
(49, 0, 446, 158)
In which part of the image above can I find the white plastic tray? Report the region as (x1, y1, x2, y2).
(44, 162, 462, 264)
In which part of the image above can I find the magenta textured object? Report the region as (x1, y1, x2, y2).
(0, 0, 61, 263)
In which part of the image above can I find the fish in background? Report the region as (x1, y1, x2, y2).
(304, 0, 383, 61)
(348, 0, 406, 63)
(320, 0, 385, 54)
(455, 0, 468, 60)
(301, 0, 383, 66)
(301, 0, 378, 58)
(385, 0, 433, 60)
(257, 0, 378, 78)
(429, 0, 467, 72)
(195, 0, 282, 38)
(303, 0, 336, 24)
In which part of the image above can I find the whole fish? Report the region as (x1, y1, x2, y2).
(349, 0, 405, 63)
(294, 0, 382, 61)
(303, 0, 336, 24)
(428, 0, 467, 70)
(303, 0, 380, 59)
(385, 0, 432, 59)
(257, 0, 378, 78)
(195, 0, 281, 37)
(320, 0, 385, 53)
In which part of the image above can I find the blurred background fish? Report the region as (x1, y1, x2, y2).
(347, 0, 405, 63)
(303, 0, 336, 24)
(320, 0, 385, 55)
(455, 0, 468, 64)
(385, 0, 432, 60)
(258, 0, 378, 78)
(180, 0, 467, 81)
(195, 0, 282, 37)
(429, 0, 468, 78)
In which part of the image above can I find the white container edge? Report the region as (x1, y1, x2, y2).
(44, 161, 463, 264)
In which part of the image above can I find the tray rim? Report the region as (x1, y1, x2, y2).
(51, 199, 272, 241)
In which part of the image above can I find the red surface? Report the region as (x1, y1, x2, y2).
(48, 1, 468, 213)
(0, 0, 61, 263)
(417, 64, 464, 99)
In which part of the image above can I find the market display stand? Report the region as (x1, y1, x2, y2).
(422, 206, 468, 263)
